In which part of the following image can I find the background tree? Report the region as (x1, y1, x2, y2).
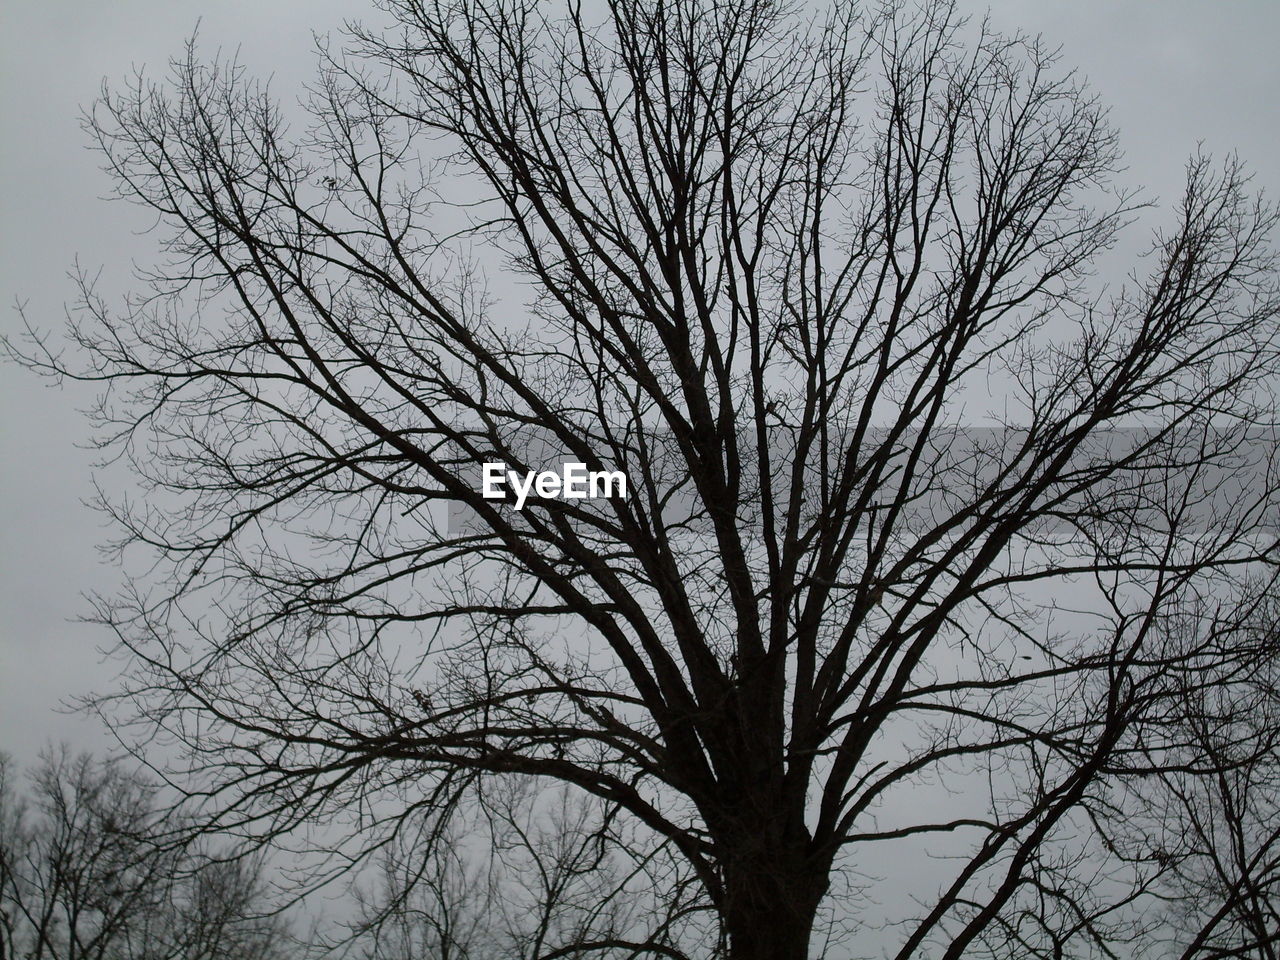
(350, 778, 712, 960)
(1129, 590, 1280, 959)
(7, 0, 1280, 956)
(0, 748, 289, 960)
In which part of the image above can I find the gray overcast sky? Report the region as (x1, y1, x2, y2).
(2, 1, 1279, 765)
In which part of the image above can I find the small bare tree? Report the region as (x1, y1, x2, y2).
(0, 748, 289, 960)
(351, 778, 710, 960)
(1168, 723, 1280, 959)
(8, 0, 1280, 956)
(1137, 592, 1280, 959)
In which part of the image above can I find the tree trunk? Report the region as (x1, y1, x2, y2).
(721, 844, 827, 960)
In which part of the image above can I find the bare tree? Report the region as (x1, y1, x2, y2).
(350, 777, 710, 960)
(7, 0, 1280, 956)
(0, 748, 289, 960)
(1131, 591, 1280, 959)
(1168, 715, 1280, 960)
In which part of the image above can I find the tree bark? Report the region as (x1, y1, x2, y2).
(721, 836, 827, 960)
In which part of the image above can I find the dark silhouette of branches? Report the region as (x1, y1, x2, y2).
(6, 0, 1280, 956)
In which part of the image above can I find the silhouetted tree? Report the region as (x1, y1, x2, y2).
(8, 1, 1280, 957)
(0, 748, 288, 960)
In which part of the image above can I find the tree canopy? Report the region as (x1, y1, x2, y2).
(8, 1, 1280, 957)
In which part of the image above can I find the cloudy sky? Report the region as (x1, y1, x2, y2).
(2, 0, 1279, 765)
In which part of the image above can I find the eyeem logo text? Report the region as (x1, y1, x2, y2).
(482, 462, 628, 510)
